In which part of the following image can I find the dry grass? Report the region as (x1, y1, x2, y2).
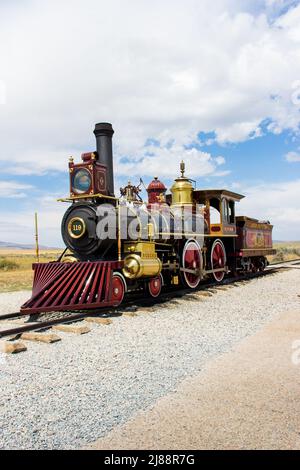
(0, 249, 62, 293)
(268, 241, 300, 264)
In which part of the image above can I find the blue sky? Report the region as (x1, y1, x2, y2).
(201, 130, 300, 183)
(0, 0, 300, 245)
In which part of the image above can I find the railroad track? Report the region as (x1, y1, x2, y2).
(1, 259, 299, 342)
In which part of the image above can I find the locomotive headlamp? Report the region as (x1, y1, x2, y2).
(72, 168, 92, 195)
(67, 217, 86, 239)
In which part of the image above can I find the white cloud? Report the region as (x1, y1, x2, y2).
(2, 148, 79, 176)
(116, 142, 228, 179)
(285, 150, 300, 161)
(215, 156, 226, 165)
(237, 178, 300, 239)
(0, 196, 66, 247)
(0, 181, 33, 198)
(0, 0, 300, 174)
(0, 79, 6, 105)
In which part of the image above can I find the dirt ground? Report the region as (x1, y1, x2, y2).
(88, 308, 300, 450)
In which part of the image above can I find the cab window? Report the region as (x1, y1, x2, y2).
(222, 199, 235, 224)
(229, 200, 235, 224)
(209, 198, 221, 224)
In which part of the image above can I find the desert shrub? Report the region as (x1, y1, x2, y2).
(272, 251, 285, 262)
(0, 258, 19, 271)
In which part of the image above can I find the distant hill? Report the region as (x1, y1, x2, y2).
(0, 241, 58, 250)
(273, 240, 300, 244)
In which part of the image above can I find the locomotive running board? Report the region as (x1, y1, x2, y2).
(20, 260, 123, 315)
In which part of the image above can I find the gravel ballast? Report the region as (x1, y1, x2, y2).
(0, 269, 299, 449)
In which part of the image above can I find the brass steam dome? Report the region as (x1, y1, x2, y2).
(170, 161, 193, 206)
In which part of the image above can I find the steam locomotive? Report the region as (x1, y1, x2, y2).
(21, 123, 276, 315)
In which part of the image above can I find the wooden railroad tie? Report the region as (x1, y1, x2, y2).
(21, 332, 61, 344)
(52, 324, 90, 335)
(136, 307, 156, 314)
(196, 291, 213, 297)
(184, 294, 200, 301)
(84, 317, 112, 325)
(0, 341, 27, 354)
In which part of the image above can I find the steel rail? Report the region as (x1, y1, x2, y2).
(0, 310, 113, 339)
(268, 258, 300, 266)
(0, 312, 24, 321)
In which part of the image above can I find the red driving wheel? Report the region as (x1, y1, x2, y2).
(211, 239, 226, 282)
(182, 239, 202, 288)
(111, 273, 126, 306)
(148, 276, 162, 298)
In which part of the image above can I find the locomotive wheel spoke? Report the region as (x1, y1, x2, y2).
(111, 273, 126, 306)
(182, 239, 202, 289)
(211, 239, 226, 282)
(147, 276, 162, 298)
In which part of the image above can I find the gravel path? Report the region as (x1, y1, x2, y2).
(89, 308, 300, 450)
(0, 291, 31, 314)
(0, 269, 299, 449)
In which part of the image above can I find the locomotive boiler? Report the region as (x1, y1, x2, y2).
(21, 123, 276, 315)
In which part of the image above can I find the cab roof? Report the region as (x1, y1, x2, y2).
(192, 189, 245, 202)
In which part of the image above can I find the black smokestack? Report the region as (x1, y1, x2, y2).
(93, 122, 115, 196)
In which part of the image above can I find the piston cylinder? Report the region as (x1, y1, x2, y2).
(123, 254, 162, 279)
(122, 241, 162, 279)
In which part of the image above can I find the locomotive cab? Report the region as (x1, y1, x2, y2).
(192, 189, 244, 236)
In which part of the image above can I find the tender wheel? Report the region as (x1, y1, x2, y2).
(182, 239, 202, 289)
(250, 259, 258, 273)
(259, 257, 267, 272)
(111, 273, 126, 306)
(147, 275, 162, 298)
(211, 239, 226, 282)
